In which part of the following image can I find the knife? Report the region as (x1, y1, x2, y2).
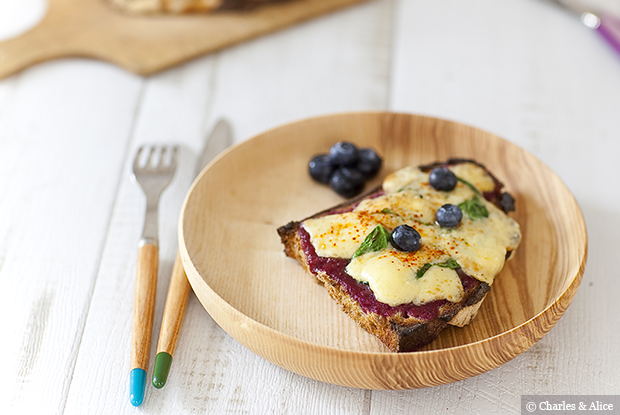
(151, 119, 233, 389)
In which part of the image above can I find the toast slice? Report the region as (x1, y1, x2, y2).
(277, 159, 521, 352)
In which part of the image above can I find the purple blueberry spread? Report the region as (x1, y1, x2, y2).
(299, 226, 479, 321)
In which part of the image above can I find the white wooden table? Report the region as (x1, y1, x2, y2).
(1, 0, 619, 413)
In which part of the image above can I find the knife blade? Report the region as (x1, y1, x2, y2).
(194, 119, 233, 176)
(151, 119, 233, 389)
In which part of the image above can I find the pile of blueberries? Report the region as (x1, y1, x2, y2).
(308, 141, 383, 198)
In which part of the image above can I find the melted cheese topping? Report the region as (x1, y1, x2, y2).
(345, 250, 464, 306)
(302, 162, 522, 307)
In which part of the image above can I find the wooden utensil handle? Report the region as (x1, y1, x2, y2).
(156, 251, 191, 356)
(131, 242, 159, 370)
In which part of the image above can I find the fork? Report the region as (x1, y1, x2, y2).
(129, 145, 178, 407)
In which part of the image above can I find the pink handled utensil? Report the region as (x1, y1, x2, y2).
(550, 0, 620, 57)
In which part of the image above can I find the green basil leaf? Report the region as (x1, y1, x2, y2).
(457, 177, 482, 195)
(458, 196, 489, 220)
(437, 258, 460, 269)
(352, 224, 390, 259)
(415, 263, 433, 279)
(416, 259, 460, 279)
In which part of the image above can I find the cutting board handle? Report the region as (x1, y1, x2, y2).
(0, 1, 91, 80)
(0, 25, 64, 79)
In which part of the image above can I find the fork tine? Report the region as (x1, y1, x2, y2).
(168, 146, 179, 169)
(155, 146, 178, 170)
(133, 146, 144, 173)
(145, 146, 156, 168)
(132, 145, 180, 177)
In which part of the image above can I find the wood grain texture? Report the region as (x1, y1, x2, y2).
(131, 243, 159, 370)
(180, 112, 587, 389)
(0, 0, 369, 80)
(155, 251, 191, 355)
(0, 61, 143, 414)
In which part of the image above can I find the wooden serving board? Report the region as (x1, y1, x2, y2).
(0, 0, 369, 80)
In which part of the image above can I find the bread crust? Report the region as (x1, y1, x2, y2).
(278, 217, 491, 352)
(277, 159, 514, 352)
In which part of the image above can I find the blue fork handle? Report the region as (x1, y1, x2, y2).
(130, 242, 159, 406)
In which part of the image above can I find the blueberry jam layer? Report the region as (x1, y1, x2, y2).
(299, 226, 479, 321)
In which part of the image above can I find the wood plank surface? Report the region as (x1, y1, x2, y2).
(0, 61, 142, 414)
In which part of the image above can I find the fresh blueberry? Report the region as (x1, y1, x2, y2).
(429, 167, 458, 191)
(356, 148, 383, 179)
(309, 154, 337, 184)
(329, 167, 365, 198)
(498, 192, 515, 213)
(436, 204, 462, 228)
(329, 141, 360, 167)
(390, 225, 422, 252)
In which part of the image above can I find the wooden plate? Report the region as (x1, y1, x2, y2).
(179, 112, 587, 389)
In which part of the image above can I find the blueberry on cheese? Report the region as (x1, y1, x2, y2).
(429, 167, 458, 191)
(435, 204, 463, 228)
(390, 225, 422, 252)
